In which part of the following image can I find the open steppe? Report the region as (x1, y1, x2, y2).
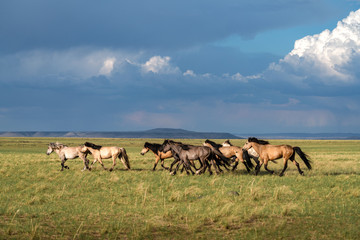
(0, 137, 359, 239)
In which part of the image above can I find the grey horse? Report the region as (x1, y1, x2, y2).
(47, 142, 90, 171)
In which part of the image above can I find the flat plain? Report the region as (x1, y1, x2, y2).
(0, 137, 359, 239)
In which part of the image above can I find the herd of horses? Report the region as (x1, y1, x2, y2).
(47, 138, 312, 176)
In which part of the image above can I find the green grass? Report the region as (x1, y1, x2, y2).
(0, 138, 359, 239)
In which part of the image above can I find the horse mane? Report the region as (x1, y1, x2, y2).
(144, 142, 162, 152)
(205, 139, 222, 149)
(50, 142, 67, 148)
(223, 140, 233, 146)
(84, 142, 102, 150)
(248, 137, 270, 145)
(163, 139, 183, 145)
(163, 139, 194, 151)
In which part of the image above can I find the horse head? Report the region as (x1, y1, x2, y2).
(242, 140, 253, 151)
(47, 143, 55, 155)
(140, 142, 150, 155)
(47, 142, 65, 155)
(160, 139, 172, 152)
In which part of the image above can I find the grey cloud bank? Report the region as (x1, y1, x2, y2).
(1, 1, 360, 133)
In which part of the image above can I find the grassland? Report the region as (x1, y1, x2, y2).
(0, 137, 359, 239)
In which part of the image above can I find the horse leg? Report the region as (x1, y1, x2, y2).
(211, 158, 220, 174)
(292, 160, 304, 175)
(169, 158, 179, 173)
(264, 159, 274, 174)
(205, 160, 213, 175)
(80, 156, 90, 171)
(279, 159, 288, 177)
(171, 160, 183, 175)
(89, 158, 97, 170)
(153, 156, 160, 171)
(181, 159, 193, 175)
(60, 158, 69, 171)
(253, 157, 260, 165)
(85, 158, 90, 170)
(232, 159, 239, 171)
(189, 159, 198, 171)
(242, 160, 251, 173)
(255, 161, 263, 175)
(196, 160, 206, 175)
(160, 159, 169, 170)
(97, 158, 107, 170)
(222, 162, 230, 171)
(169, 158, 180, 174)
(109, 155, 117, 172)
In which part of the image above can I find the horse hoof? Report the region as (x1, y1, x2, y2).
(109, 168, 113, 172)
(170, 172, 175, 176)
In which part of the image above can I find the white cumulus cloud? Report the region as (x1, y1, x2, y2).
(99, 57, 116, 76)
(272, 8, 360, 84)
(141, 56, 180, 74)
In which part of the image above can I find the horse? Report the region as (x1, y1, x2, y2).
(81, 142, 130, 171)
(46, 142, 90, 171)
(204, 139, 253, 172)
(161, 140, 230, 175)
(242, 137, 312, 176)
(140, 142, 172, 171)
(222, 139, 261, 167)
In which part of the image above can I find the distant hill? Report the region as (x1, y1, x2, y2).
(236, 133, 360, 140)
(0, 128, 241, 139)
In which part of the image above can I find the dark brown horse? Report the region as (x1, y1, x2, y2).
(161, 140, 230, 175)
(140, 142, 172, 170)
(242, 137, 312, 176)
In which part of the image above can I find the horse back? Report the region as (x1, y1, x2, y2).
(158, 150, 173, 159)
(183, 145, 211, 159)
(99, 146, 120, 158)
(262, 144, 293, 160)
(62, 146, 82, 159)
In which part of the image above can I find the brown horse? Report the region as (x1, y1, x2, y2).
(204, 139, 253, 172)
(47, 142, 90, 171)
(81, 142, 130, 171)
(140, 142, 172, 170)
(242, 137, 312, 176)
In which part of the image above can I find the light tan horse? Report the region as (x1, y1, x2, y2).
(222, 139, 261, 166)
(242, 137, 312, 176)
(203, 140, 253, 172)
(47, 142, 90, 171)
(81, 142, 130, 171)
(140, 142, 172, 170)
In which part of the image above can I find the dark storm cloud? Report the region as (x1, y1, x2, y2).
(1, 0, 335, 53)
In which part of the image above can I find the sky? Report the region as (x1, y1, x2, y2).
(1, 0, 360, 134)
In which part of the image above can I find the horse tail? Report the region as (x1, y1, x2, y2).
(120, 148, 130, 170)
(242, 150, 254, 169)
(293, 147, 312, 170)
(209, 147, 231, 166)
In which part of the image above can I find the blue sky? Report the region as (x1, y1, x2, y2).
(1, 0, 360, 134)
